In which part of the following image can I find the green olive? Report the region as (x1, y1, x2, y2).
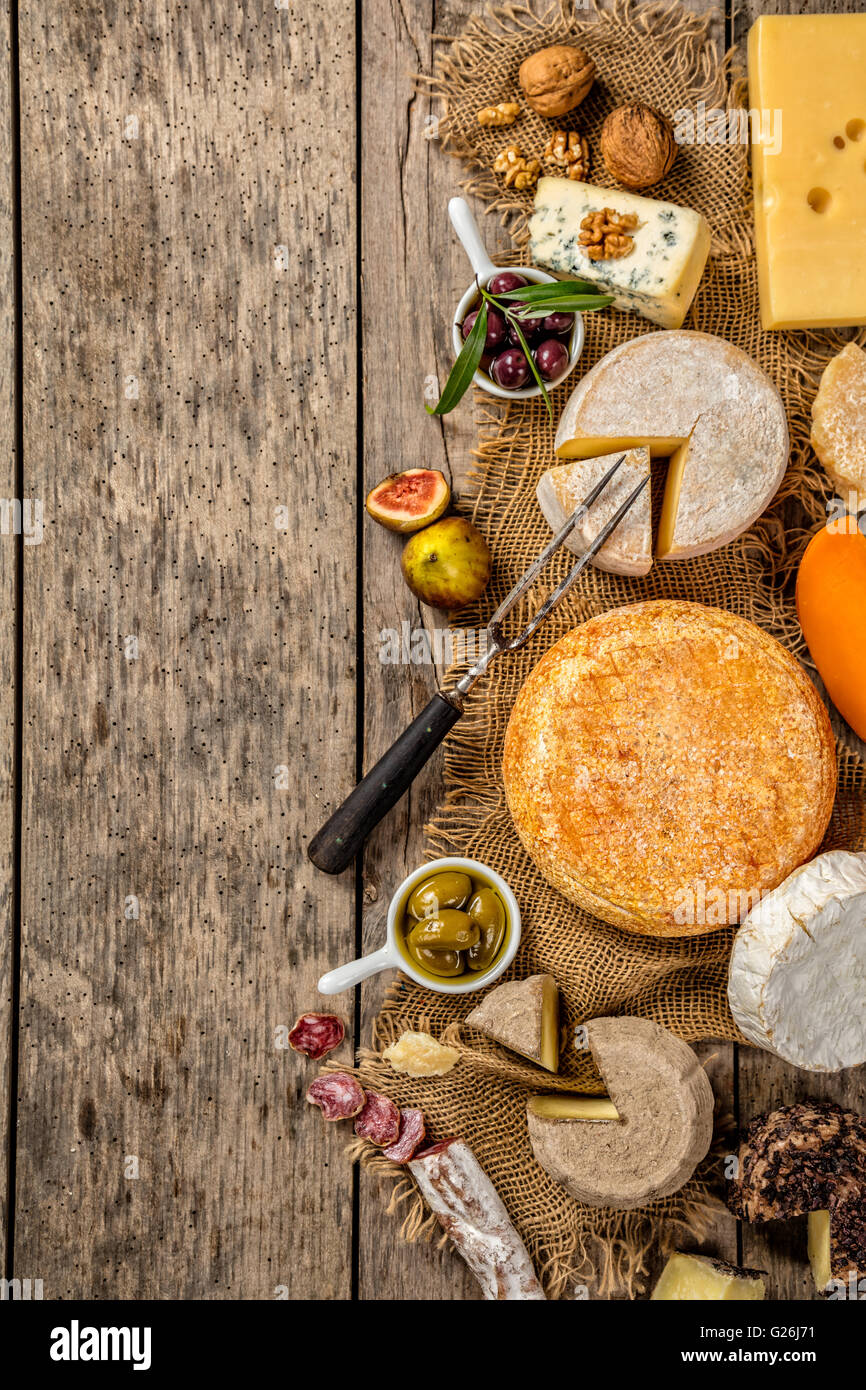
(466, 889, 507, 971)
(407, 910, 479, 952)
(407, 871, 472, 919)
(405, 939, 464, 977)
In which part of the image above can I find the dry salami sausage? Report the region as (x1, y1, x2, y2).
(409, 1138, 545, 1300)
(289, 1013, 345, 1061)
(306, 1072, 365, 1120)
(353, 1090, 401, 1146)
(382, 1108, 427, 1163)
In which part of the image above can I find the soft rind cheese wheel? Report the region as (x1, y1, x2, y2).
(503, 601, 836, 937)
(797, 519, 866, 742)
(553, 332, 789, 560)
(526, 1017, 714, 1210)
(728, 850, 866, 1073)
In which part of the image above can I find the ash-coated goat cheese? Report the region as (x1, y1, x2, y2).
(529, 177, 711, 328)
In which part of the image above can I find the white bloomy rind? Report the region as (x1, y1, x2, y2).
(728, 850, 866, 1072)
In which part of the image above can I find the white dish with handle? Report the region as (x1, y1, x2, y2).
(317, 856, 521, 996)
(449, 196, 584, 401)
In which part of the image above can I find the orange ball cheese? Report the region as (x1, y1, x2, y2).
(797, 520, 866, 741)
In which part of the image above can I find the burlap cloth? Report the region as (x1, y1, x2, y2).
(349, 0, 866, 1298)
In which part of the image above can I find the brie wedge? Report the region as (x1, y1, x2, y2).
(728, 850, 866, 1073)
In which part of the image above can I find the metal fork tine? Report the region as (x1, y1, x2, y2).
(504, 475, 649, 651)
(485, 453, 627, 630)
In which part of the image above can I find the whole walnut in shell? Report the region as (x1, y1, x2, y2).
(518, 45, 595, 119)
(600, 103, 677, 189)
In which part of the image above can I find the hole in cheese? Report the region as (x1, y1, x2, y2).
(528, 1095, 619, 1121)
(807, 186, 832, 214)
(847, 118, 865, 141)
(833, 135, 846, 150)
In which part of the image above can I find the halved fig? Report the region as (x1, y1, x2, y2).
(365, 469, 450, 533)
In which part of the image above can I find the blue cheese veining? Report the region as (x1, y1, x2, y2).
(529, 177, 711, 329)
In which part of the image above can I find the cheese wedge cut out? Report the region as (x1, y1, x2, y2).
(528, 1096, 619, 1121)
(553, 332, 789, 561)
(466, 974, 559, 1073)
(651, 1253, 765, 1301)
(536, 449, 652, 577)
(728, 850, 866, 1073)
(526, 1017, 713, 1209)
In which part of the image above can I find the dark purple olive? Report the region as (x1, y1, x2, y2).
(462, 306, 506, 353)
(505, 304, 540, 347)
(541, 311, 575, 336)
(533, 338, 570, 382)
(490, 347, 530, 390)
(487, 271, 528, 296)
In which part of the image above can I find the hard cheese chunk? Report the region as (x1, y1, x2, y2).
(536, 448, 652, 576)
(382, 1030, 460, 1077)
(652, 1253, 765, 1301)
(466, 974, 559, 1072)
(529, 177, 710, 329)
(808, 1211, 832, 1294)
(811, 344, 866, 510)
(749, 14, 866, 329)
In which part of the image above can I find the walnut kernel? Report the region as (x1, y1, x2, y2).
(493, 144, 541, 190)
(476, 102, 521, 128)
(543, 129, 590, 181)
(578, 208, 639, 261)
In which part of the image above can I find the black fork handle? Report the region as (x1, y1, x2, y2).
(307, 692, 463, 875)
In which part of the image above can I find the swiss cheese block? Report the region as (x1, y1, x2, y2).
(728, 851, 866, 1073)
(503, 601, 837, 937)
(536, 448, 652, 576)
(466, 974, 559, 1072)
(554, 332, 789, 560)
(749, 14, 866, 330)
(529, 177, 710, 329)
(526, 1017, 714, 1209)
(651, 1253, 765, 1302)
(811, 343, 866, 510)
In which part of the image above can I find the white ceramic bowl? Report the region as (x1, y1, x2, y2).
(449, 196, 584, 402)
(317, 856, 521, 997)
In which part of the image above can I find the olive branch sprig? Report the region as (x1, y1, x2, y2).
(427, 278, 614, 421)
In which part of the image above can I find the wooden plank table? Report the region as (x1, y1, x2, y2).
(0, 0, 863, 1302)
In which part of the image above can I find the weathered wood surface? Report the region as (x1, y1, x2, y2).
(0, 0, 862, 1303)
(0, 0, 16, 1278)
(10, 1, 357, 1298)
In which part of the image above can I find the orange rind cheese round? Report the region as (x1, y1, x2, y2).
(797, 519, 866, 743)
(503, 600, 836, 937)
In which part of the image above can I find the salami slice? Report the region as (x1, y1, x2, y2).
(354, 1090, 401, 1147)
(289, 1012, 345, 1061)
(383, 1108, 427, 1163)
(306, 1072, 365, 1121)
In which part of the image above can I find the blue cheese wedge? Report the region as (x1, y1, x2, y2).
(529, 177, 711, 328)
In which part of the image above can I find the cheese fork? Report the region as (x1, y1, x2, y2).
(308, 454, 644, 875)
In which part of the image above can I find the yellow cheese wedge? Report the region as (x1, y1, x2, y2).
(749, 14, 866, 329)
(808, 1210, 832, 1294)
(652, 1252, 766, 1301)
(528, 1096, 619, 1121)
